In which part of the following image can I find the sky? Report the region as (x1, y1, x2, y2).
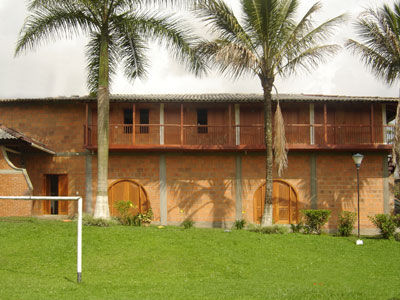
(0, 0, 399, 98)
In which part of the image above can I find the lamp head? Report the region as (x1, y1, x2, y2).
(352, 153, 364, 169)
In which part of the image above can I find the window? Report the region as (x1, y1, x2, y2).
(197, 109, 208, 133)
(123, 108, 133, 133)
(140, 109, 149, 134)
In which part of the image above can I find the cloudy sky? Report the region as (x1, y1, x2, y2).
(0, 0, 398, 98)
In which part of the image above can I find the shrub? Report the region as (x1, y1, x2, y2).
(393, 214, 400, 228)
(249, 225, 289, 234)
(395, 232, 400, 242)
(114, 200, 137, 225)
(301, 209, 331, 234)
(233, 219, 246, 230)
(338, 211, 357, 237)
(290, 223, 303, 233)
(368, 214, 397, 239)
(135, 208, 154, 226)
(182, 218, 194, 229)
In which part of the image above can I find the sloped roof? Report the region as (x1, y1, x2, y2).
(0, 93, 398, 103)
(0, 125, 54, 154)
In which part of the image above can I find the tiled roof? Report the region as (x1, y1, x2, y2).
(0, 93, 398, 103)
(0, 125, 54, 154)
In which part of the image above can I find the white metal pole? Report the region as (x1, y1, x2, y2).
(77, 197, 82, 283)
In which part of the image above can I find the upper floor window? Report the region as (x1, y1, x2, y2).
(197, 109, 208, 134)
(123, 108, 133, 133)
(140, 109, 149, 134)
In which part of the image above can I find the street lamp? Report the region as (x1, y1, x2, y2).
(352, 153, 364, 245)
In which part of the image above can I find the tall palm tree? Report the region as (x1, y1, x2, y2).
(346, 1, 400, 171)
(195, 0, 345, 226)
(15, 0, 204, 219)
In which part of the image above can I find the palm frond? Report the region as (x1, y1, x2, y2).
(274, 101, 288, 177)
(15, 4, 95, 56)
(280, 44, 340, 76)
(196, 40, 259, 79)
(195, 0, 256, 55)
(121, 11, 205, 76)
(112, 15, 149, 81)
(346, 3, 400, 85)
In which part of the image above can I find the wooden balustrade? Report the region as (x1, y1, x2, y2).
(84, 123, 394, 150)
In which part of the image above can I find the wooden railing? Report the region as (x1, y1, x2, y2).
(84, 124, 394, 149)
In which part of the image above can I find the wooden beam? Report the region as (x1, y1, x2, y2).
(371, 104, 375, 143)
(228, 104, 232, 146)
(132, 103, 136, 145)
(85, 103, 88, 146)
(324, 104, 327, 144)
(180, 104, 184, 145)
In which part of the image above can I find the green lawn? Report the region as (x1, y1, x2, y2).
(0, 218, 399, 300)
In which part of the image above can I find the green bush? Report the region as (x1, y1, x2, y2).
(368, 214, 397, 239)
(114, 200, 137, 225)
(394, 232, 400, 242)
(301, 209, 331, 234)
(233, 219, 246, 230)
(182, 218, 194, 229)
(249, 225, 289, 234)
(290, 223, 303, 233)
(338, 211, 357, 237)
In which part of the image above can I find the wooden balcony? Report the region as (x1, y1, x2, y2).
(84, 124, 394, 151)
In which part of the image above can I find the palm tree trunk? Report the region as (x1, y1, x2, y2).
(93, 33, 110, 219)
(261, 77, 274, 226)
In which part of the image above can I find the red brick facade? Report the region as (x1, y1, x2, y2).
(0, 98, 394, 233)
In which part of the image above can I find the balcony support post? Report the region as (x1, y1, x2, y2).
(85, 103, 89, 146)
(382, 104, 387, 144)
(160, 103, 165, 145)
(235, 104, 240, 146)
(180, 104, 184, 146)
(324, 104, 327, 144)
(228, 104, 232, 146)
(310, 103, 315, 145)
(132, 103, 136, 145)
(370, 104, 375, 144)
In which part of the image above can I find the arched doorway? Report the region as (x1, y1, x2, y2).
(108, 180, 149, 216)
(253, 180, 299, 224)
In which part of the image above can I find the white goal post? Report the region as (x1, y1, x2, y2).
(0, 196, 82, 283)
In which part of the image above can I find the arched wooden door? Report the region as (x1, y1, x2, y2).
(253, 180, 299, 224)
(108, 180, 149, 217)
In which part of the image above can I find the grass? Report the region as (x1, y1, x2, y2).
(0, 218, 400, 299)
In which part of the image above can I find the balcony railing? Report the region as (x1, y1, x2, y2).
(84, 124, 394, 150)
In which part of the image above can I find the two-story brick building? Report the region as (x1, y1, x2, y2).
(0, 94, 396, 233)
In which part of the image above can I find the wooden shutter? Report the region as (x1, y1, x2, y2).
(58, 175, 68, 215)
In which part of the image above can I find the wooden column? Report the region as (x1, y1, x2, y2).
(235, 104, 240, 146)
(382, 104, 387, 144)
(324, 103, 327, 144)
(132, 103, 136, 145)
(370, 104, 375, 144)
(309, 103, 315, 145)
(85, 103, 89, 146)
(180, 104, 184, 146)
(228, 104, 232, 146)
(160, 103, 164, 145)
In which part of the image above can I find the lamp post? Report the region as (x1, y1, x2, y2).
(352, 153, 364, 245)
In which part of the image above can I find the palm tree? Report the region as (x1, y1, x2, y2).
(346, 1, 400, 172)
(195, 0, 345, 226)
(15, 0, 204, 219)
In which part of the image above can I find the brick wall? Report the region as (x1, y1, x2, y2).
(0, 149, 32, 217)
(166, 154, 236, 226)
(317, 153, 389, 230)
